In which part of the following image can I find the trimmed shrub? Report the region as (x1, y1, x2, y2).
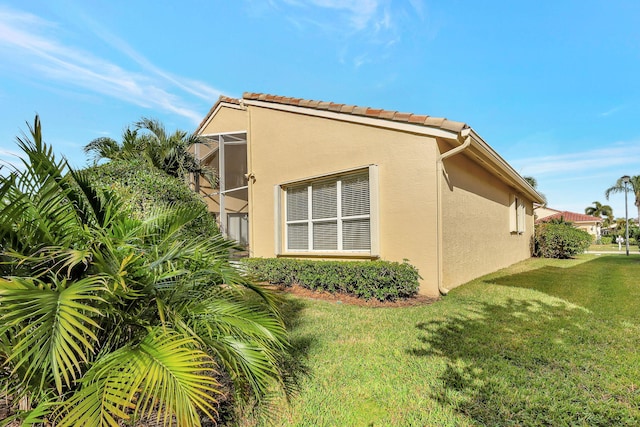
(533, 222, 591, 258)
(600, 236, 613, 245)
(241, 258, 420, 301)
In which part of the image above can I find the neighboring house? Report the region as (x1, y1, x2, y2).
(193, 93, 544, 296)
(535, 206, 602, 239)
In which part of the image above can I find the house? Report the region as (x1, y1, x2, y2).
(534, 206, 602, 239)
(192, 93, 544, 297)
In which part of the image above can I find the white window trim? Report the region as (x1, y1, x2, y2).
(275, 165, 379, 256)
(510, 194, 526, 234)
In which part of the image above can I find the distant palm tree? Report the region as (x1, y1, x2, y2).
(523, 176, 547, 205)
(605, 175, 640, 222)
(585, 201, 613, 228)
(585, 201, 613, 217)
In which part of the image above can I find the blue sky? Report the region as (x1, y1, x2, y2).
(1, 0, 639, 218)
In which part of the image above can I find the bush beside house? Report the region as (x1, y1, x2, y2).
(241, 258, 420, 301)
(533, 222, 592, 258)
(86, 158, 218, 240)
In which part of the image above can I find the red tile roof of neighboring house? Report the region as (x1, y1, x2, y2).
(536, 211, 603, 224)
(196, 92, 470, 135)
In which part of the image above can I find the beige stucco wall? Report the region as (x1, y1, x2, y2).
(196, 103, 536, 297)
(245, 105, 441, 295)
(200, 106, 247, 136)
(574, 222, 600, 238)
(440, 152, 534, 289)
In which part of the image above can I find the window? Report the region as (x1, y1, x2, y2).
(284, 170, 374, 253)
(227, 213, 249, 247)
(510, 194, 525, 234)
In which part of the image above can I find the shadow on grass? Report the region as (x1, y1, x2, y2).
(408, 292, 640, 426)
(492, 255, 640, 319)
(277, 295, 316, 396)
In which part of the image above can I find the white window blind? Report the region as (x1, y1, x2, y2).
(342, 174, 369, 217)
(287, 186, 308, 221)
(285, 171, 371, 252)
(312, 181, 337, 219)
(343, 218, 370, 250)
(287, 186, 309, 250)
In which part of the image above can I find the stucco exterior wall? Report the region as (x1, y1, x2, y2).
(440, 152, 534, 289)
(200, 106, 247, 136)
(196, 102, 539, 297)
(245, 105, 441, 295)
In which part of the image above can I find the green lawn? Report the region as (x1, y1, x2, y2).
(588, 243, 637, 252)
(241, 255, 640, 426)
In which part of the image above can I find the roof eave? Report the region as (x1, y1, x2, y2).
(467, 129, 545, 204)
(242, 98, 463, 140)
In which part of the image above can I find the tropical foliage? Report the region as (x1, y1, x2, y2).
(523, 176, 547, 205)
(85, 158, 218, 240)
(584, 201, 613, 226)
(605, 175, 640, 222)
(0, 116, 287, 426)
(584, 200, 613, 218)
(84, 117, 214, 185)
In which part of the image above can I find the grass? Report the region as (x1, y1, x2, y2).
(588, 243, 636, 252)
(240, 255, 640, 426)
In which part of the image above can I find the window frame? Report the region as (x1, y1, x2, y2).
(510, 194, 526, 234)
(275, 165, 379, 257)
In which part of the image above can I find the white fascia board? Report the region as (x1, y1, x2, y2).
(243, 99, 460, 140)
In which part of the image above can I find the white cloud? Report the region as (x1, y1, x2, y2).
(511, 142, 640, 177)
(304, 0, 380, 31)
(0, 6, 222, 125)
(600, 105, 625, 117)
(266, 0, 393, 36)
(254, 0, 430, 69)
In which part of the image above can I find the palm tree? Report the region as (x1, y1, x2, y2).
(585, 201, 613, 225)
(0, 116, 286, 426)
(84, 118, 215, 186)
(605, 175, 640, 222)
(523, 176, 547, 205)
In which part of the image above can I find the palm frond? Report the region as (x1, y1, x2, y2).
(59, 329, 219, 427)
(183, 293, 288, 397)
(0, 276, 105, 395)
(84, 137, 121, 164)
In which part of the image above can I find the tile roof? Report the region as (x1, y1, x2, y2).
(536, 211, 603, 224)
(196, 92, 469, 135)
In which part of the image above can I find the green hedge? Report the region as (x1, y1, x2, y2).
(599, 236, 613, 245)
(241, 258, 420, 301)
(533, 222, 592, 259)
